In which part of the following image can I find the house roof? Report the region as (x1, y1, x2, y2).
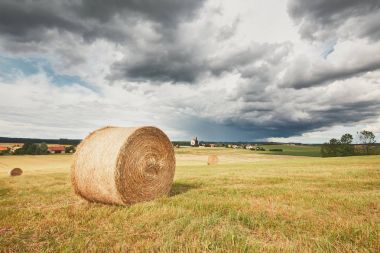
(0, 146, 8, 151)
(48, 145, 65, 151)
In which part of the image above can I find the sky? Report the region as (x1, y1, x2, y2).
(0, 0, 379, 143)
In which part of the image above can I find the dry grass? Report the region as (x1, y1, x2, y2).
(0, 148, 379, 252)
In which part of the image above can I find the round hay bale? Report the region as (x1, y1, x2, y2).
(71, 126, 175, 205)
(9, 168, 23, 176)
(207, 154, 219, 165)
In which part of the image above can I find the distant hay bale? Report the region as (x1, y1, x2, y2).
(9, 168, 23, 176)
(71, 126, 175, 206)
(207, 155, 219, 165)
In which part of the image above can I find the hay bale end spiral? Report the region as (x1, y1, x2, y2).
(71, 126, 176, 206)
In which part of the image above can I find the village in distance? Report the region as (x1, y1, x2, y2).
(0, 130, 378, 158)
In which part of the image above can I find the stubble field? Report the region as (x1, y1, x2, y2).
(0, 148, 379, 252)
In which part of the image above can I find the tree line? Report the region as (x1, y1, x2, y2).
(0, 137, 81, 145)
(14, 143, 49, 155)
(321, 130, 377, 157)
(0, 143, 77, 155)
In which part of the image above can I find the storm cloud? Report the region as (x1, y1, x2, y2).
(110, 41, 292, 84)
(281, 47, 380, 89)
(288, 0, 380, 41)
(284, 0, 380, 89)
(0, 0, 380, 141)
(0, 0, 205, 42)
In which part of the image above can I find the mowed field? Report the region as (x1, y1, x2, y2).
(0, 148, 379, 252)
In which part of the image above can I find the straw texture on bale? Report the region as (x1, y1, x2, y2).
(207, 155, 219, 165)
(71, 126, 175, 205)
(9, 168, 23, 176)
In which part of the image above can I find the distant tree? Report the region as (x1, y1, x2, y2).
(65, 145, 76, 153)
(322, 131, 377, 157)
(330, 138, 341, 156)
(36, 143, 48, 155)
(14, 142, 49, 155)
(23, 142, 37, 155)
(14, 147, 25, 155)
(340, 134, 353, 144)
(358, 130, 376, 155)
(321, 138, 342, 157)
(340, 133, 354, 156)
(320, 144, 329, 157)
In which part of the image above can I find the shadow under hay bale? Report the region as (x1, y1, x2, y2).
(169, 182, 200, 196)
(9, 168, 23, 176)
(71, 126, 176, 206)
(207, 154, 219, 165)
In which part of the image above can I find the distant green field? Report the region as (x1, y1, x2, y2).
(260, 145, 322, 157)
(176, 145, 322, 157)
(0, 150, 379, 252)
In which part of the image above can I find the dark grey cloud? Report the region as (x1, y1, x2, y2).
(284, 0, 380, 89)
(200, 86, 380, 139)
(110, 42, 292, 84)
(110, 45, 206, 83)
(0, 0, 208, 83)
(357, 12, 380, 40)
(288, 0, 380, 40)
(171, 97, 380, 141)
(0, 0, 207, 83)
(208, 43, 291, 78)
(0, 0, 204, 43)
(281, 56, 380, 89)
(0, 1, 83, 42)
(75, 0, 205, 27)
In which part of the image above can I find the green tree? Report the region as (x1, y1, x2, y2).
(15, 142, 49, 155)
(22, 142, 37, 154)
(340, 133, 353, 144)
(340, 133, 354, 156)
(330, 138, 341, 156)
(14, 147, 25, 155)
(65, 145, 76, 153)
(358, 130, 376, 155)
(321, 138, 341, 157)
(37, 143, 49, 155)
(320, 143, 330, 157)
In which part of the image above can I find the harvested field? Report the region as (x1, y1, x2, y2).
(0, 148, 379, 252)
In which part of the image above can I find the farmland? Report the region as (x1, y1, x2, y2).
(0, 148, 379, 252)
(175, 145, 321, 157)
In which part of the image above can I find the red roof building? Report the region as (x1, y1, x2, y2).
(48, 145, 65, 153)
(0, 146, 8, 151)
